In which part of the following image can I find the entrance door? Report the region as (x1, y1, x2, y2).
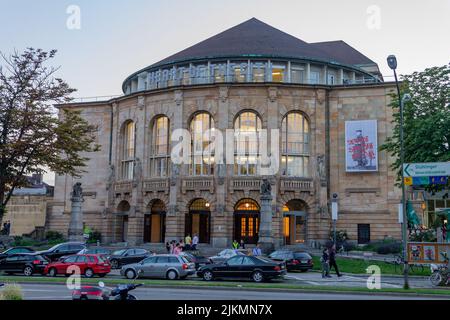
(234, 213, 259, 244)
(144, 214, 166, 243)
(186, 199, 211, 244)
(122, 216, 128, 242)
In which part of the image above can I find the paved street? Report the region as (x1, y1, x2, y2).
(9, 283, 446, 300)
(102, 269, 433, 289)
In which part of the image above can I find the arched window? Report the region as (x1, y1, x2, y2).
(150, 116, 170, 177)
(190, 112, 215, 176)
(281, 112, 310, 177)
(121, 121, 135, 180)
(234, 111, 261, 176)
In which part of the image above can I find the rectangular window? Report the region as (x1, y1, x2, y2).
(357, 224, 371, 244)
(310, 71, 320, 84)
(271, 66, 285, 82)
(233, 67, 246, 82)
(291, 68, 304, 83)
(252, 67, 265, 82)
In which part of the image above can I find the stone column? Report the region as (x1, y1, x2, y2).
(165, 90, 184, 242)
(68, 183, 84, 242)
(259, 179, 274, 253)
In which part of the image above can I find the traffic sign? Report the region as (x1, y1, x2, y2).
(403, 162, 450, 177)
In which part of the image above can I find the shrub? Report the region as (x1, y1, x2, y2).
(10, 236, 36, 247)
(0, 283, 23, 300)
(45, 231, 65, 241)
(87, 230, 102, 244)
(376, 242, 402, 254)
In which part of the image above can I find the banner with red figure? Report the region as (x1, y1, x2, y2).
(345, 120, 378, 172)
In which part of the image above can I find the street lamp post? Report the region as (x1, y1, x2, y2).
(387, 55, 411, 289)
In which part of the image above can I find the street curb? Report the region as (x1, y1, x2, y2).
(8, 280, 450, 299)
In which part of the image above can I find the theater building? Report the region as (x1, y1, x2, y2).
(47, 18, 402, 247)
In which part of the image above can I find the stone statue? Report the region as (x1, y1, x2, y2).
(72, 182, 83, 199)
(317, 155, 326, 181)
(134, 158, 142, 180)
(260, 179, 272, 196)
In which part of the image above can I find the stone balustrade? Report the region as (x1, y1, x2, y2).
(280, 178, 314, 195)
(181, 177, 214, 194)
(230, 178, 261, 194)
(143, 178, 169, 194)
(113, 181, 133, 193)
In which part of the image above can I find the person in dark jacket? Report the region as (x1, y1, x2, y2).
(328, 244, 342, 277)
(321, 248, 331, 278)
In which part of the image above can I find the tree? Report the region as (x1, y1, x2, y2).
(0, 48, 100, 220)
(380, 64, 450, 190)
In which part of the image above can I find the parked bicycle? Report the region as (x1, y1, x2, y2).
(429, 253, 449, 287)
(384, 255, 425, 274)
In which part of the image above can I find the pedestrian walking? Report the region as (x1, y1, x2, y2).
(185, 234, 192, 251)
(320, 248, 331, 278)
(165, 242, 171, 253)
(179, 239, 185, 251)
(192, 233, 199, 251)
(328, 244, 342, 277)
(232, 239, 239, 250)
(5, 221, 11, 236)
(252, 243, 262, 256)
(239, 239, 245, 249)
(173, 243, 182, 255)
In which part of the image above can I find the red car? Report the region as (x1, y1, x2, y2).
(44, 254, 111, 278)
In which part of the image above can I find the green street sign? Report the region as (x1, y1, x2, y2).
(403, 162, 450, 177)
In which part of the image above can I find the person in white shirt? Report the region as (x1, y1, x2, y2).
(192, 234, 199, 250)
(252, 243, 262, 256)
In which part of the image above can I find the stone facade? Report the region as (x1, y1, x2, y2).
(47, 82, 402, 247)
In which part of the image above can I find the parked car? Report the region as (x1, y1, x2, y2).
(77, 247, 111, 257)
(107, 248, 152, 269)
(37, 242, 86, 262)
(0, 253, 49, 276)
(44, 254, 111, 278)
(208, 249, 246, 264)
(120, 254, 195, 280)
(0, 247, 34, 260)
(268, 250, 313, 272)
(179, 252, 212, 269)
(197, 255, 286, 282)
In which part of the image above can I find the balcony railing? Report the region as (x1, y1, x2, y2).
(182, 177, 214, 194)
(230, 178, 261, 194)
(280, 178, 314, 195)
(143, 178, 169, 194)
(114, 181, 133, 193)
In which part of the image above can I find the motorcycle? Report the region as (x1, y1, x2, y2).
(72, 270, 143, 300)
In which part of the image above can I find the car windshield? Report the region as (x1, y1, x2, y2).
(112, 249, 126, 256)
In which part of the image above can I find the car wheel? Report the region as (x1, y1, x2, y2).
(166, 270, 178, 280)
(252, 271, 264, 283)
(202, 270, 214, 281)
(430, 271, 443, 286)
(23, 266, 34, 277)
(84, 268, 94, 278)
(125, 269, 136, 280)
(110, 259, 119, 269)
(48, 268, 57, 277)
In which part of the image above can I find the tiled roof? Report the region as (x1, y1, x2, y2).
(150, 18, 377, 68)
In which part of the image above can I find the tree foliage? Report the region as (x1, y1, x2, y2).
(380, 64, 450, 189)
(0, 48, 100, 220)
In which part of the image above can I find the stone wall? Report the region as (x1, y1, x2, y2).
(3, 195, 48, 236)
(48, 82, 401, 246)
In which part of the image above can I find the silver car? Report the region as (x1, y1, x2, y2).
(120, 254, 196, 280)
